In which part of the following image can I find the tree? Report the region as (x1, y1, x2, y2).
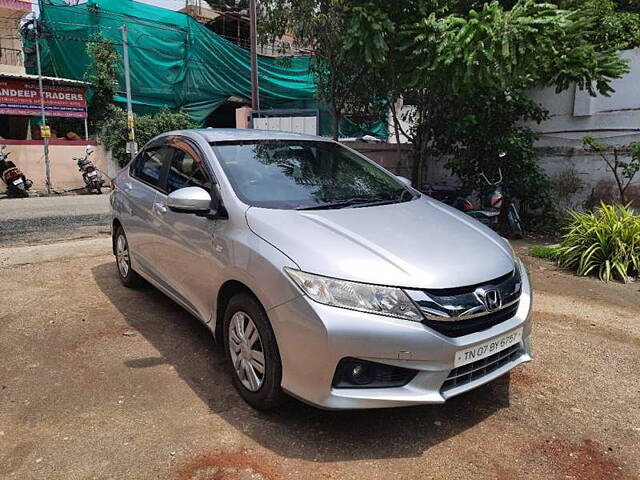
(86, 35, 120, 134)
(260, 0, 388, 140)
(258, 0, 629, 223)
(559, 0, 640, 51)
(85, 35, 196, 164)
(355, 0, 628, 206)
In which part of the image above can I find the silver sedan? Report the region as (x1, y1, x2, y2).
(110, 128, 532, 410)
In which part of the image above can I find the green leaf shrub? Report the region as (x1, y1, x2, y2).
(556, 203, 640, 282)
(101, 106, 196, 167)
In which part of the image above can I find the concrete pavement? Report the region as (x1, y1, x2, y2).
(0, 240, 638, 479)
(0, 194, 111, 246)
(0, 194, 110, 221)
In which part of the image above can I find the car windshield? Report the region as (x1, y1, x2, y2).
(210, 140, 417, 210)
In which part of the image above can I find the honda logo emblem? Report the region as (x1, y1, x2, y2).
(484, 289, 501, 311)
(475, 287, 502, 312)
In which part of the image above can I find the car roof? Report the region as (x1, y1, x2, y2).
(166, 128, 333, 143)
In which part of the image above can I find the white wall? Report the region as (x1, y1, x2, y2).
(3, 142, 108, 192)
(525, 48, 640, 148)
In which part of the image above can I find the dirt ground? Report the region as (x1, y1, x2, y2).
(0, 237, 638, 480)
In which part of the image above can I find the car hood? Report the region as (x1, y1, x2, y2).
(245, 197, 515, 289)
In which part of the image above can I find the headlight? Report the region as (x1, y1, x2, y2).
(284, 268, 423, 322)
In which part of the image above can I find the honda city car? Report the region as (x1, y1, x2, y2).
(110, 128, 532, 410)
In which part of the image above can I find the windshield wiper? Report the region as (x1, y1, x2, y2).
(296, 196, 398, 211)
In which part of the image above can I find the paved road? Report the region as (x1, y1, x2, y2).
(0, 240, 638, 479)
(0, 194, 111, 246)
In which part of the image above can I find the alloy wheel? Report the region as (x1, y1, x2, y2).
(228, 311, 266, 392)
(116, 234, 130, 278)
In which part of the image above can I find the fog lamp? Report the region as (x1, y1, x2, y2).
(332, 357, 417, 389)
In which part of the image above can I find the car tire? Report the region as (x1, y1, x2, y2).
(114, 226, 142, 288)
(223, 293, 285, 410)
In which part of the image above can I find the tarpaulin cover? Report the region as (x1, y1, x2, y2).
(35, 0, 387, 138)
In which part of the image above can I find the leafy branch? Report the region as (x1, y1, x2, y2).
(583, 135, 640, 205)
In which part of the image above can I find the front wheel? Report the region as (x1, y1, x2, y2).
(223, 293, 285, 410)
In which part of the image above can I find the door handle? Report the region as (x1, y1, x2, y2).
(153, 202, 167, 215)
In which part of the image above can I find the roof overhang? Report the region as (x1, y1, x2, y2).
(0, 71, 89, 87)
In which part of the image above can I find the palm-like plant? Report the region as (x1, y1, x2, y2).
(556, 203, 640, 282)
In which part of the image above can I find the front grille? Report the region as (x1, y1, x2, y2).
(405, 269, 522, 338)
(422, 302, 519, 337)
(441, 343, 523, 393)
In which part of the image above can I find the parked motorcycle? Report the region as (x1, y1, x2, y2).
(74, 146, 104, 194)
(424, 154, 525, 238)
(0, 145, 33, 197)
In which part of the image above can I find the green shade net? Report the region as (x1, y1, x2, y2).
(35, 0, 386, 138)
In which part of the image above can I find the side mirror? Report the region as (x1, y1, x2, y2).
(167, 187, 212, 214)
(396, 175, 412, 187)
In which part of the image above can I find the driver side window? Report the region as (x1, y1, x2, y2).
(132, 146, 172, 190)
(166, 148, 213, 193)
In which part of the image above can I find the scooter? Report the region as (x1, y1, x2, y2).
(0, 145, 33, 197)
(467, 168, 524, 238)
(424, 155, 524, 238)
(74, 145, 105, 194)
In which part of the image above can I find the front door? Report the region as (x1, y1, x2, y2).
(152, 139, 223, 322)
(125, 145, 174, 281)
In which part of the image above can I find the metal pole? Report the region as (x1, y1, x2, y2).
(249, 0, 260, 115)
(34, 17, 52, 194)
(84, 117, 89, 141)
(121, 25, 136, 162)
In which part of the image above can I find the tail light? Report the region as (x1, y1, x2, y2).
(5, 169, 20, 181)
(463, 200, 474, 211)
(490, 194, 503, 207)
(86, 166, 95, 173)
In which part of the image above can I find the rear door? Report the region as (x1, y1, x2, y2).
(124, 143, 174, 282)
(152, 138, 223, 321)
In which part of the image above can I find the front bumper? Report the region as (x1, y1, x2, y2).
(267, 262, 532, 410)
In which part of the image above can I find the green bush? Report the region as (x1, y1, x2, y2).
(556, 203, 640, 282)
(528, 245, 559, 261)
(101, 106, 197, 167)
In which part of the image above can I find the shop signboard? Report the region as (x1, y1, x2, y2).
(0, 78, 87, 118)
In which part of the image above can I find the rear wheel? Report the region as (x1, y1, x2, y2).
(223, 293, 285, 410)
(114, 227, 142, 288)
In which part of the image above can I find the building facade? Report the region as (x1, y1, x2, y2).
(0, 0, 108, 194)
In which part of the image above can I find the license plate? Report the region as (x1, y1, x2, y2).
(454, 327, 523, 368)
(88, 171, 97, 177)
(12, 178, 23, 185)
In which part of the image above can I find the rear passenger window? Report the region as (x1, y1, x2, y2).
(166, 150, 213, 193)
(134, 147, 171, 188)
